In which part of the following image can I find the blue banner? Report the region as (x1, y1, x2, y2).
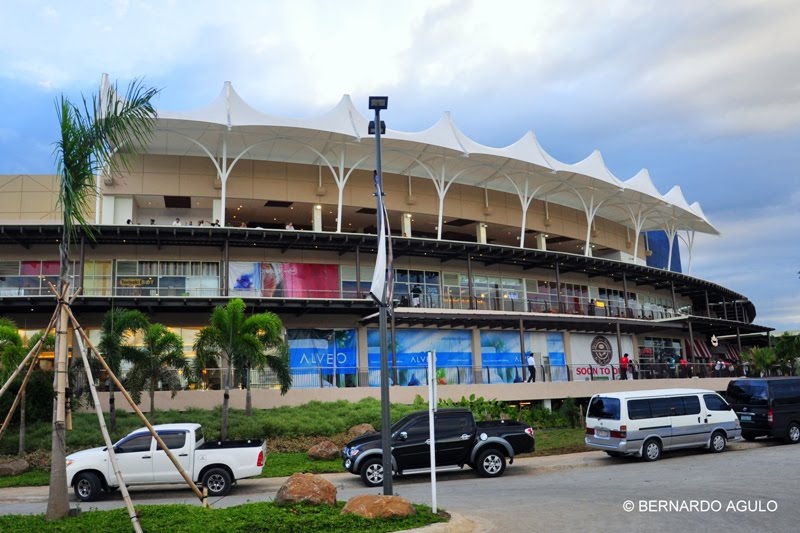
(287, 329, 357, 387)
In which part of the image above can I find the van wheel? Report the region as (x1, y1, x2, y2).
(74, 472, 102, 502)
(360, 457, 385, 487)
(476, 449, 506, 477)
(642, 439, 662, 462)
(710, 431, 726, 453)
(742, 431, 757, 441)
(786, 422, 800, 444)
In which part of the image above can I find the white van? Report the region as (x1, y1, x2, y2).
(585, 388, 741, 461)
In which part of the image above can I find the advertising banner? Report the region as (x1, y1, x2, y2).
(287, 329, 357, 388)
(229, 262, 261, 296)
(367, 329, 473, 386)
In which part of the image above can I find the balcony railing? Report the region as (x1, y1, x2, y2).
(174, 362, 765, 391)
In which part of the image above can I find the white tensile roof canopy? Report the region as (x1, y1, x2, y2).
(116, 76, 717, 262)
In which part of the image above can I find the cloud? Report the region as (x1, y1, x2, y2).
(686, 190, 800, 332)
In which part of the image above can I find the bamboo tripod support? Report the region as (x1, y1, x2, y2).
(64, 305, 208, 506)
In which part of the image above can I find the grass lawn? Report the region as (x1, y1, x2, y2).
(0, 502, 447, 533)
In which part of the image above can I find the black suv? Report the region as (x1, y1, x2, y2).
(726, 377, 800, 443)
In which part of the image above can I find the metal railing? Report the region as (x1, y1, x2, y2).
(177, 361, 764, 391)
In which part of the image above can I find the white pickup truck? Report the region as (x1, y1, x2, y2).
(66, 423, 266, 501)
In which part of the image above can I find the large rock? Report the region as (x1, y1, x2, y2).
(348, 423, 376, 438)
(0, 458, 29, 476)
(307, 439, 340, 460)
(342, 495, 416, 519)
(274, 473, 336, 506)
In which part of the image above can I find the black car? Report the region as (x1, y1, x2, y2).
(726, 377, 800, 443)
(342, 408, 534, 487)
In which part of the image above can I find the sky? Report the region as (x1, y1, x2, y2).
(0, 0, 798, 332)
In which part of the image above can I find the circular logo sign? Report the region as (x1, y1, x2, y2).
(710, 334, 719, 347)
(590, 336, 613, 365)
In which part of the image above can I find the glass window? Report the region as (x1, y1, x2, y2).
(588, 397, 620, 420)
(627, 399, 651, 420)
(649, 398, 672, 418)
(727, 380, 769, 406)
(683, 395, 701, 415)
(116, 434, 152, 454)
(665, 397, 686, 416)
(157, 432, 187, 450)
(703, 394, 730, 411)
(773, 381, 800, 406)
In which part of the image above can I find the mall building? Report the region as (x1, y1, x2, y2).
(0, 76, 772, 409)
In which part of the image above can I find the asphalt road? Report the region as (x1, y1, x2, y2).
(1, 440, 797, 532)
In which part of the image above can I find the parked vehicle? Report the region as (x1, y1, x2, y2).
(584, 388, 741, 461)
(342, 408, 534, 487)
(726, 377, 800, 443)
(66, 423, 265, 501)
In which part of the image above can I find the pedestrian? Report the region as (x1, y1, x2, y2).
(285, 221, 294, 230)
(172, 217, 181, 226)
(526, 352, 536, 383)
(679, 356, 689, 378)
(620, 353, 629, 380)
(411, 285, 422, 307)
(714, 358, 722, 378)
(628, 359, 636, 380)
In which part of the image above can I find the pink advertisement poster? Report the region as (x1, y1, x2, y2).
(261, 263, 339, 298)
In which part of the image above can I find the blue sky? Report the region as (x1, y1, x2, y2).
(0, 1, 798, 331)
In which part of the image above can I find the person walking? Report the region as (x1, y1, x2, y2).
(619, 353, 629, 380)
(526, 352, 537, 383)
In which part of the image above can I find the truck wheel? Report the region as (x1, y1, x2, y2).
(74, 472, 102, 502)
(360, 457, 384, 487)
(642, 438, 662, 462)
(202, 467, 232, 497)
(709, 431, 726, 453)
(785, 422, 800, 444)
(476, 449, 506, 477)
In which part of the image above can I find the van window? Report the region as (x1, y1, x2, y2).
(727, 381, 768, 406)
(703, 394, 730, 411)
(772, 381, 800, 406)
(588, 397, 620, 420)
(682, 395, 701, 415)
(627, 399, 651, 420)
(649, 398, 672, 418)
(665, 397, 686, 416)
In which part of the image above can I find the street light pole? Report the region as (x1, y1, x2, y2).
(368, 96, 392, 495)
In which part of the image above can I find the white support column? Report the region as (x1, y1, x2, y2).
(402, 213, 412, 237)
(313, 204, 323, 232)
(536, 233, 547, 250)
(476, 223, 487, 244)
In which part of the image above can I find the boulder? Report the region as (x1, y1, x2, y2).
(274, 473, 336, 506)
(347, 423, 376, 438)
(342, 494, 416, 519)
(307, 439, 340, 460)
(0, 458, 29, 476)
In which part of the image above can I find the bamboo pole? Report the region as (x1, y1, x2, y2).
(65, 306, 207, 504)
(0, 309, 58, 400)
(0, 349, 41, 441)
(73, 332, 143, 533)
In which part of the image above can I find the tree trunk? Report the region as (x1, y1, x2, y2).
(109, 382, 116, 432)
(149, 375, 156, 423)
(18, 388, 26, 455)
(46, 303, 70, 520)
(244, 364, 252, 416)
(221, 356, 231, 441)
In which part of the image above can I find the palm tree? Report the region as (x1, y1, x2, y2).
(98, 308, 149, 431)
(48, 77, 158, 520)
(774, 333, 800, 375)
(125, 323, 187, 421)
(742, 346, 777, 376)
(194, 298, 291, 439)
